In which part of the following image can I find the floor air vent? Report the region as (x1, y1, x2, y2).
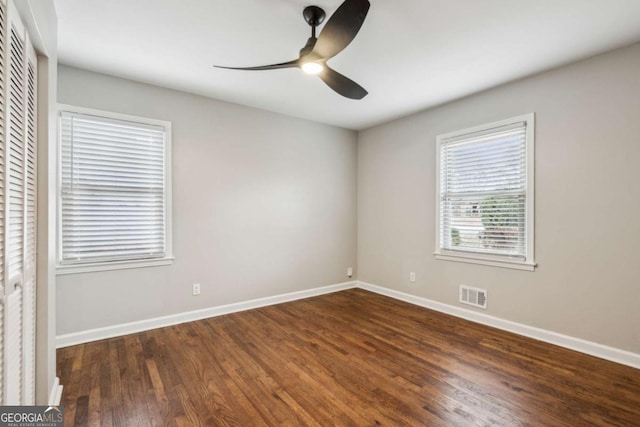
(459, 285, 487, 309)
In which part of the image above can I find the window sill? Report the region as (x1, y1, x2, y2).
(434, 252, 536, 271)
(56, 257, 174, 275)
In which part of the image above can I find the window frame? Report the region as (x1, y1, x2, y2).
(56, 104, 173, 275)
(434, 113, 535, 271)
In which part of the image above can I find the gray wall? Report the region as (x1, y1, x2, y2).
(57, 65, 357, 335)
(358, 43, 640, 353)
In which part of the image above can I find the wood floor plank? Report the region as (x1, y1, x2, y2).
(57, 289, 640, 426)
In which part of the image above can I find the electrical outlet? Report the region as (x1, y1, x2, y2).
(192, 283, 201, 296)
(409, 272, 416, 283)
(347, 267, 353, 278)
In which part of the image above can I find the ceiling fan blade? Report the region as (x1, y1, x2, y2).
(214, 59, 299, 71)
(311, 0, 370, 60)
(318, 66, 367, 99)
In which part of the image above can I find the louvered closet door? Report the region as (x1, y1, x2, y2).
(0, 0, 6, 406)
(22, 27, 37, 406)
(1, 0, 37, 406)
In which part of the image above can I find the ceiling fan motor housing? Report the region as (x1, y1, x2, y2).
(303, 6, 326, 27)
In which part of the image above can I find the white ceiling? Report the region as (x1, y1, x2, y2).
(54, 0, 640, 130)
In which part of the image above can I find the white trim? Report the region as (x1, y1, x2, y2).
(357, 281, 640, 370)
(525, 114, 535, 264)
(56, 281, 357, 348)
(48, 377, 62, 406)
(56, 257, 174, 275)
(434, 253, 536, 271)
(57, 103, 171, 128)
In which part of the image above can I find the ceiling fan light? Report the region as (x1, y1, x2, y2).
(302, 62, 324, 75)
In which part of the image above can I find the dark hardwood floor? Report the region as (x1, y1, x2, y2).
(57, 289, 640, 426)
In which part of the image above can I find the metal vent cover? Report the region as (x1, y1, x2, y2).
(459, 285, 487, 309)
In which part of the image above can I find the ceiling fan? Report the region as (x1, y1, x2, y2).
(214, 0, 370, 100)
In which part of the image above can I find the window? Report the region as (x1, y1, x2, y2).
(58, 105, 172, 273)
(435, 114, 535, 271)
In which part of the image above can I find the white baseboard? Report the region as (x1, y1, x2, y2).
(56, 281, 357, 348)
(48, 377, 63, 406)
(56, 279, 639, 370)
(358, 281, 640, 370)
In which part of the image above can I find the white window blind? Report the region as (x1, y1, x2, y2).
(436, 114, 534, 269)
(60, 110, 171, 265)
